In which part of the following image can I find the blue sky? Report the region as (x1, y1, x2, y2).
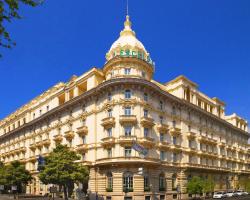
(0, 0, 249, 123)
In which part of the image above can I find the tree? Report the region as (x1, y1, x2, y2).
(0, 0, 42, 56)
(187, 176, 203, 197)
(0, 161, 7, 186)
(39, 145, 89, 200)
(4, 161, 32, 193)
(202, 177, 215, 197)
(239, 178, 250, 192)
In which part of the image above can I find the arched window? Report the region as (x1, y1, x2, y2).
(123, 171, 133, 192)
(159, 173, 165, 191)
(106, 171, 113, 192)
(125, 90, 131, 99)
(172, 173, 177, 190)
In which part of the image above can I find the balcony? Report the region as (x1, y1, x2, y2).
(158, 141, 170, 150)
(29, 143, 36, 150)
(101, 137, 116, 147)
(156, 123, 169, 133)
(140, 117, 155, 127)
(138, 137, 155, 148)
(53, 134, 63, 142)
(119, 115, 137, 125)
(76, 144, 88, 152)
(169, 127, 181, 136)
(42, 139, 51, 146)
(186, 147, 197, 154)
(27, 156, 37, 162)
(182, 163, 231, 172)
(16, 147, 26, 153)
(101, 117, 115, 128)
(198, 135, 217, 145)
(76, 126, 88, 136)
(118, 135, 137, 145)
(64, 131, 75, 140)
(218, 141, 226, 147)
(198, 150, 218, 158)
(35, 141, 43, 148)
(171, 144, 182, 152)
(19, 158, 26, 163)
(186, 131, 196, 138)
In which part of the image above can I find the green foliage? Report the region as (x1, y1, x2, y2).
(187, 176, 203, 196)
(0, 161, 7, 185)
(0, 0, 42, 56)
(106, 187, 113, 192)
(39, 145, 89, 200)
(202, 177, 215, 194)
(0, 161, 32, 193)
(239, 178, 250, 192)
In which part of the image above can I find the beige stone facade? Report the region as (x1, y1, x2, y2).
(0, 15, 250, 200)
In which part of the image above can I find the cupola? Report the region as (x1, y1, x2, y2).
(103, 15, 155, 80)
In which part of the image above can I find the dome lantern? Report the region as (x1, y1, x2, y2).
(104, 15, 155, 81)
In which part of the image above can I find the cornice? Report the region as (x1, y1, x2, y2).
(0, 78, 249, 141)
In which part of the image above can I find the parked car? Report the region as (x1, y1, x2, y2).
(225, 191, 234, 197)
(213, 192, 226, 199)
(232, 191, 239, 197)
(235, 190, 245, 196)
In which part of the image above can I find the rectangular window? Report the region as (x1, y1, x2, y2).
(160, 151, 165, 161)
(124, 107, 131, 115)
(124, 126, 132, 136)
(125, 147, 132, 157)
(108, 109, 112, 117)
(173, 136, 177, 145)
(144, 128, 149, 137)
(144, 93, 148, 101)
(160, 133, 164, 142)
(172, 121, 176, 128)
(173, 153, 177, 162)
(107, 148, 112, 158)
(82, 153, 86, 161)
(108, 93, 112, 101)
(189, 155, 192, 163)
(142, 71, 146, 78)
(107, 128, 112, 137)
(124, 68, 131, 75)
(144, 176, 149, 189)
(159, 116, 163, 124)
(82, 136, 86, 144)
(188, 140, 192, 148)
(144, 109, 148, 117)
(125, 90, 131, 99)
(159, 101, 163, 110)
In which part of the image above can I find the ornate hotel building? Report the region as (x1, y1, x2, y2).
(0, 15, 250, 200)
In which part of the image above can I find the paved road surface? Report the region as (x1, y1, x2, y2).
(1, 195, 250, 200)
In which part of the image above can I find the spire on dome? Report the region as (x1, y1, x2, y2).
(120, 15, 135, 37)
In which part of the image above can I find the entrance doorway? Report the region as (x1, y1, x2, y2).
(124, 197, 132, 200)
